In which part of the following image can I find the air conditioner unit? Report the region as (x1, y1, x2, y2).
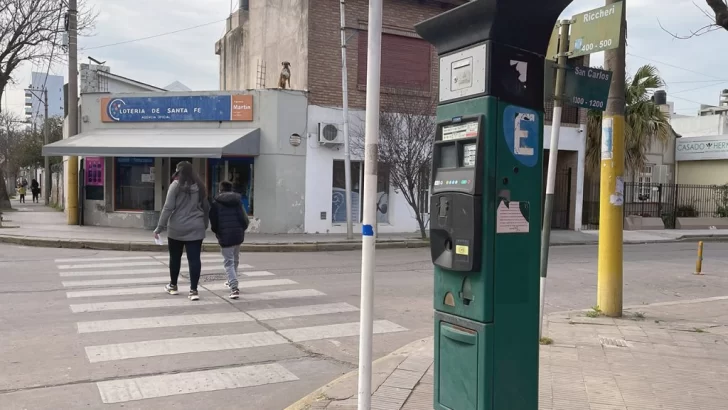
(318, 123, 343, 145)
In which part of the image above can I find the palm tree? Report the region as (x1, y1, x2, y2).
(585, 64, 676, 178)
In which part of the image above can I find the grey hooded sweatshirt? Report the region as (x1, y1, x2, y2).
(154, 181, 209, 241)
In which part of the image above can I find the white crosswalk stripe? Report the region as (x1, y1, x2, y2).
(97, 363, 299, 404)
(50, 253, 410, 405)
(60, 265, 231, 277)
(77, 312, 254, 333)
(70, 298, 223, 313)
(66, 279, 298, 298)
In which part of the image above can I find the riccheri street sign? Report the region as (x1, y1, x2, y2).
(563, 65, 613, 111)
(569, 1, 624, 58)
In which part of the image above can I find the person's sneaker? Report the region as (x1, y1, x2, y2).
(229, 288, 240, 299)
(165, 284, 179, 295)
(224, 282, 230, 288)
(188, 290, 200, 301)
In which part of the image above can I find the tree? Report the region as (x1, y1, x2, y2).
(0, 111, 24, 209)
(659, 1, 728, 38)
(585, 64, 676, 177)
(16, 115, 64, 169)
(0, 0, 95, 208)
(353, 95, 436, 239)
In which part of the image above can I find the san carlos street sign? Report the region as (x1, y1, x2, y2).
(563, 66, 612, 111)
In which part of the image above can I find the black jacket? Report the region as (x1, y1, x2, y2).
(209, 192, 250, 247)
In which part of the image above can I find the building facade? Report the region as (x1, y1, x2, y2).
(45, 89, 308, 234)
(25, 72, 64, 126)
(216, 0, 588, 232)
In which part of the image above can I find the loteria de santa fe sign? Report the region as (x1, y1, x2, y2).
(676, 135, 728, 161)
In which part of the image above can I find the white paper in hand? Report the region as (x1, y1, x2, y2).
(154, 236, 164, 246)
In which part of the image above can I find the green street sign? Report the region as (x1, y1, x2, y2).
(563, 65, 612, 111)
(546, 25, 560, 61)
(569, 1, 623, 58)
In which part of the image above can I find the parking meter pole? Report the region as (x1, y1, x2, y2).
(539, 20, 570, 338)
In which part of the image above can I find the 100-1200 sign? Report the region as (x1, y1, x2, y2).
(571, 96, 605, 109)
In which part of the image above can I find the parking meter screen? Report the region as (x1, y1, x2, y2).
(440, 144, 458, 168)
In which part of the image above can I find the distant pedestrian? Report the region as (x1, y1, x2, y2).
(31, 179, 40, 203)
(17, 184, 26, 203)
(154, 161, 210, 301)
(209, 180, 249, 299)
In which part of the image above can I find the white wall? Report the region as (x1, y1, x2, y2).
(305, 105, 421, 234)
(672, 114, 728, 137)
(305, 106, 587, 233)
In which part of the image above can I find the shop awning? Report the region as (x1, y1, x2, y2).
(42, 128, 261, 158)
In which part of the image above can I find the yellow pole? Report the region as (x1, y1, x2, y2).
(597, 116, 624, 317)
(598, 0, 626, 318)
(67, 157, 78, 224)
(695, 241, 703, 275)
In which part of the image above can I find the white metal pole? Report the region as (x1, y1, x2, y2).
(357, 0, 382, 407)
(43, 89, 50, 205)
(540, 20, 570, 338)
(340, 0, 353, 239)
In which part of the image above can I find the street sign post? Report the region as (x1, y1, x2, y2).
(569, 1, 624, 58)
(563, 65, 612, 111)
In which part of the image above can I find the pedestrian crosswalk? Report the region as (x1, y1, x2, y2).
(53, 252, 408, 405)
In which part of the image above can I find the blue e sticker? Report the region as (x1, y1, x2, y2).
(502, 105, 540, 168)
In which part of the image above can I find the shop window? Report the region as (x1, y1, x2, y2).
(332, 160, 361, 224)
(332, 160, 390, 224)
(114, 157, 155, 211)
(209, 158, 254, 215)
(635, 165, 653, 201)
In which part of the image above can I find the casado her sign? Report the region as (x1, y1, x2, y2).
(676, 136, 728, 161)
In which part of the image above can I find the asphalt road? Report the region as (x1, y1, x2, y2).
(1, 241, 727, 409)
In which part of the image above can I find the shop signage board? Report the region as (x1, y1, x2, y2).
(100, 94, 253, 122)
(676, 136, 728, 161)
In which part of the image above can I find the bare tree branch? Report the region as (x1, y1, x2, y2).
(707, 0, 728, 30)
(659, 1, 728, 39)
(352, 94, 436, 238)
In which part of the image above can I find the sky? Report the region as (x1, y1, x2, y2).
(4, 0, 728, 118)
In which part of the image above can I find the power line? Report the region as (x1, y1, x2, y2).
(672, 80, 728, 95)
(80, 18, 227, 51)
(627, 52, 724, 80)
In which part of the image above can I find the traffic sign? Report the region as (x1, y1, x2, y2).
(546, 25, 560, 61)
(569, 1, 624, 58)
(563, 65, 612, 111)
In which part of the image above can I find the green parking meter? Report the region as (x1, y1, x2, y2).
(416, 1, 571, 408)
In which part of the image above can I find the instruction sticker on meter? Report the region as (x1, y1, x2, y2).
(463, 143, 476, 167)
(442, 121, 478, 141)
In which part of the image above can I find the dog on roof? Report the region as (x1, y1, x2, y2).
(279, 61, 291, 89)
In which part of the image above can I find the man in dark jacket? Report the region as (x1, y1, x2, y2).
(209, 181, 250, 299)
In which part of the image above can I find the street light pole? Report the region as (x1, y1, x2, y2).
(340, 0, 354, 239)
(357, 0, 383, 407)
(43, 89, 50, 205)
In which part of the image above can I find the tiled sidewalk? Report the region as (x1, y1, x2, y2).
(294, 297, 728, 410)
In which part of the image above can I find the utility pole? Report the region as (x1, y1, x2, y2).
(24, 86, 51, 205)
(340, 0, 353, 239)
(67, 0, 79, 225)
(43, 90, 50, 205)
(597, 0, 627, 317)
(357, 0, 382, 407)
(539, 20, 570, 337)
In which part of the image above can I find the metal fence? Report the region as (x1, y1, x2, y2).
(582, 182, 728, 230)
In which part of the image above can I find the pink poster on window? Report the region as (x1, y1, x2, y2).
(86, 157, 104, 186)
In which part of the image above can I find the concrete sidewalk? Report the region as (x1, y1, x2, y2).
(290, 297, 728, 410)
(2, 202, 728, 252)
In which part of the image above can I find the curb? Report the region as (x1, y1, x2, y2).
(0, 234, 430, 253)
(285, 337, 432, 410)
